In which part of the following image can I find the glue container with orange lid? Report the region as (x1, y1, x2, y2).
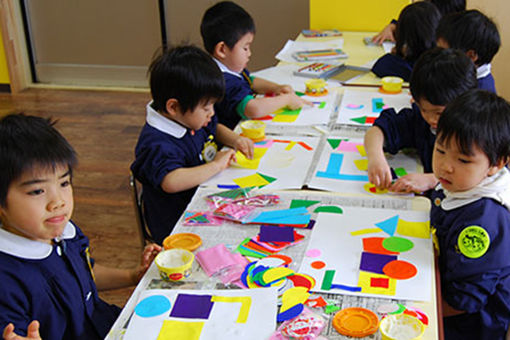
(332, 307, 379, 338)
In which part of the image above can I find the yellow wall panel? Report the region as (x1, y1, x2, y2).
(0, 26, 10, 84)
(310, 0, 411, 32)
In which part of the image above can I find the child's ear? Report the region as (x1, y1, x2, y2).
(488, 157, 508, 176)
(165, 99, 180, 117)
(213, 41, 228, 60)
(466, 50, 479, 64)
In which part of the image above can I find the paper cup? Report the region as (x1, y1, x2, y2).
(155, 248, 194, 281)
(381, 76, 403, 93)
(379, 314, 425, 340)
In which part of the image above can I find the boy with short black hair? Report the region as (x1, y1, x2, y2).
(365, 48, 477, 193)
(0, 114, 160, 340)
(131, 45, 254, 244)
(200, 1, 310, 130)
(436, 10, 501, 93)
(431, 89, 510, 340)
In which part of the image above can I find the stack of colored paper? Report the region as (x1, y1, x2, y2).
(236, 225, 305, 258)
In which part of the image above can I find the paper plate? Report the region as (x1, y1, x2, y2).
(163, 233, 202, 251)
(333, 307, 379, 337)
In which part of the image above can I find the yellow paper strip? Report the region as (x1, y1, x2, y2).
(285, 141, 297, 151)
(157, 320, 204, 340)
(281, 287, 310, 312)
(233, 173, 269, 188)
(397, 219, 430, 239)
(272, 114, 299, 123)
(354, 159, 368, 171)
(211, 296, 252, 323)
(356, 144, 367, 157)
(350, 227, 382, 236)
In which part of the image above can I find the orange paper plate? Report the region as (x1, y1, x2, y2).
(163, 233, 202, 251)
(333, 307, 379, 338)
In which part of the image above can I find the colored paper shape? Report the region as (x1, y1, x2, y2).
(382, 236, 414, 252)
(285, 141, 297, 151)
(363, 183, 389, 194)
(362, 237, 399, 255)
(358, 271, 396, 295)
(298, 141, 313, 150)
(324, 305, 341, 314)
(321, 270, 335, 290)
(288, 273, 315, 290)
(311, 261, 326, 269)
(262, 267, 294, 285)
(305, 248, 321, 258)
(327, 138, 345, 149)
(375, 215, 399, 236)
(273, 113, 300, 122)
(281, 287, 310, 312)
(372, 98, 385, 113)
(314, 205, 343, 214)
(356, 145, 367, 157)
(259, 225, 295, 242)
(383, 260, 418, 280)
(346, 103, 364, 109)
(316, 153, 369, 181)
(170, 294, 214, 319)
(337, 140, 361, 152)
(370, 277, 389, 288)
(354, 159, 368, 171)
(211, 295, 252, 323)
(394, 167, 407, 177)
(305, 296, 327, 308)
(351, 228, 382, 236)
(257, 173, 277, 184)
(290, 199, 321, 209)
(134, 295, 171, 318)
(396, 219, 430, 239)
(157, 320, 204, 340)
(233, 173, 270, 188)
(359, 252, 398, 274)
(277, 303, 304, 322)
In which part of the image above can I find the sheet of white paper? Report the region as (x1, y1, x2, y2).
(275, 39, 345, 63)
(382, 41, 396, 54)
(124, 288, 277, 340)
(336, 89, 412, 126)
(298, 208, 432, 301)
(307, 136, 419, 195)
(203, 135, 319, 190)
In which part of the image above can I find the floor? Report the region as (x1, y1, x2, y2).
(0, 88, 151, 307)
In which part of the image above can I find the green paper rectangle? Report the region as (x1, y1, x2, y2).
(321, 270, 335, 290)
(394, 167, 408, 177)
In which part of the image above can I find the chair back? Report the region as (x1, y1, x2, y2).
(129, 173, 154, 247)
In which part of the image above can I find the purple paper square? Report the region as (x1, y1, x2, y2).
(169, 294, 213, 319)
(359, 252, 397, 274)
(259, 225, 295, 242)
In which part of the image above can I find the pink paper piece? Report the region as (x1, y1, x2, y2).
(196, 244, 249, 284)
(305, 248, 321, 258)
(346, 103, 364, 110)
(337, 140, 363, 152)
(255, 139, 274, 149)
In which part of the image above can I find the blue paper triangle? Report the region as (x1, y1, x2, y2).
(375, 215, 399, 236)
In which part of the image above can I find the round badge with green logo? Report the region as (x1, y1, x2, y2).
(457, 226, 490, 259)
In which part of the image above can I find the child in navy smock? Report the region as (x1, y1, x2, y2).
(130, 45, 254, 244)
(0, 114, 160, 340)
(371, 1, 441, 82)
(372, 0, 466, 44)
(200, 1, 310, 130)
(365, 48, 476, 194)
(430, 89, 510, 340)
(437, 10, 501, 93)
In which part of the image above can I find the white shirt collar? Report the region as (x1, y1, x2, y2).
(438, 167, 510, 211)
(0, 221, 76, 259)
(477, 64, 491, 79)
(213, 58, 242, 79)
(146, 101, 186, 138)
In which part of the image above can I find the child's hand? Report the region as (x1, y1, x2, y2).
(284, 93, 312, 110)
(234, 136, 254, 160)
(367, 156, 392, 189)
(213, 149, 236, 171)
(372, 23, 396, 45)
(389, 173, 438, 193)
(132, 243, 162, 284)
(3, 321, 41, 340)
(276, 84, 293, 95)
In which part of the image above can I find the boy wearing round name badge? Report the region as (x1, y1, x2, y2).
(200, 1, 311, 130)
(436, 9, 501, 94)
(430, 89, 510, 340)
(364, 47, 477, 194)
(130, 45, 254, 245)
(0, 114, 161, 340)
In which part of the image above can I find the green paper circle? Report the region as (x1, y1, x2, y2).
(457, 226, 490, 259)
(382, 236, 414, 253)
